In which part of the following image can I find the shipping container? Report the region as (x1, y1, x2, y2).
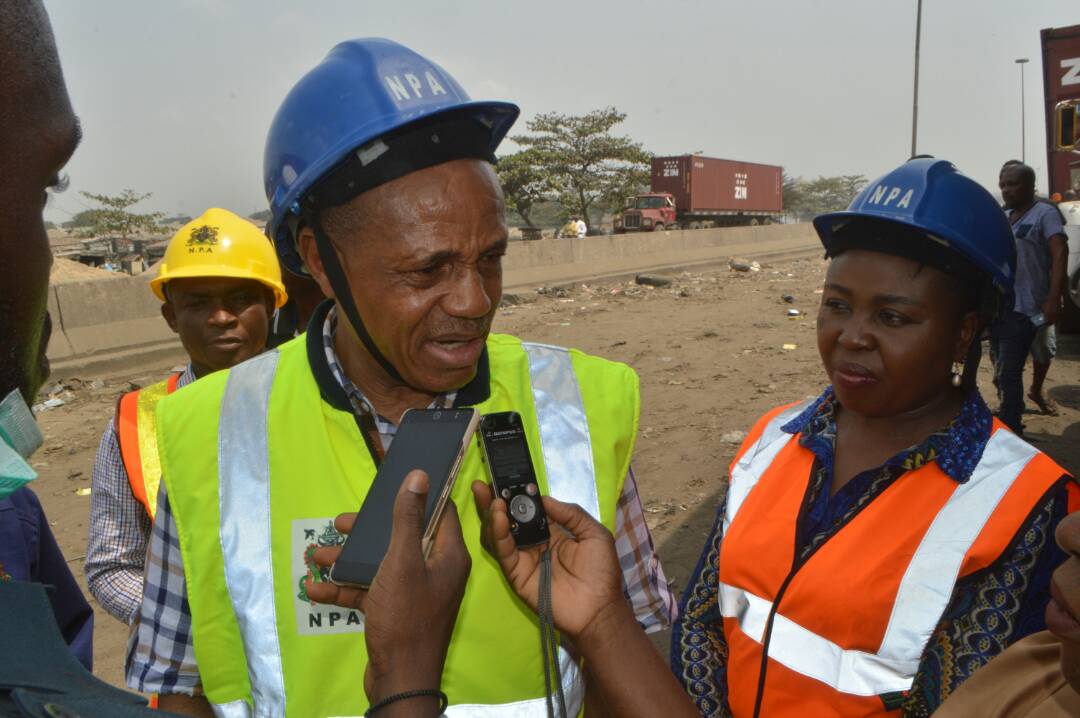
(1041, 24, 1080, 200)
(651, 155, 783, 214)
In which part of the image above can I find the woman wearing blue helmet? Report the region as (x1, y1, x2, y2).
(457, 158, 1079, 717)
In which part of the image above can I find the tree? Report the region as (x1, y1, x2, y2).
(783, 174, 868, 222)
(496, 149, 553, 229)
(512, 107, 651, 228)
(62, 209, 104, 230)
(79, 189, 163, 239)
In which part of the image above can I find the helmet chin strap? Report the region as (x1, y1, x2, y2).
(310, 217, 405, 384)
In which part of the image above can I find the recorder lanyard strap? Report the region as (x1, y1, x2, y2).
(539, 549, 568, 718)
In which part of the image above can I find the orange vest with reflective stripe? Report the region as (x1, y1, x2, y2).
(719, 402, 1077, 718)
(115, 374, 180, 518)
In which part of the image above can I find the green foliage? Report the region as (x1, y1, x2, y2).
(62, 209, 103, 230)
(496, 149, 553, 229)
(78, 189, 164, 239)
(783, 174, 868, 222)
(512, 107, 651, 227)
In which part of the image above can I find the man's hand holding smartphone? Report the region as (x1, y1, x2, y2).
(307, 470, 470, 716)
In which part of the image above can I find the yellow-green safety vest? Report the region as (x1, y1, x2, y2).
(157, 332, 638, 717)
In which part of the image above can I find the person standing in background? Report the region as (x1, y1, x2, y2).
(992, 162, 1068, 436)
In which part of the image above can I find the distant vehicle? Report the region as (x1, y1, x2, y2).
(1042, 23, 1080, 329)
(614, 155, 783, 233)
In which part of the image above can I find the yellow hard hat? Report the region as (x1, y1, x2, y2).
(150, 208, 288, 308)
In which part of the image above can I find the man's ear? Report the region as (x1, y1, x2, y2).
(298, 227, 336, 301)
(161, 301, 179, 334)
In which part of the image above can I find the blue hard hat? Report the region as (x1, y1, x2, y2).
(813, 158, 1015, 298)
(264, 38, 520, 273)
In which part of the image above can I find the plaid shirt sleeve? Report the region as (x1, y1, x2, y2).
(84, 421, 152, 625)
(615, 467, 678, 633)
(125, 484, 203, 696)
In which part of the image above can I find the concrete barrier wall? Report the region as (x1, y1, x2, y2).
(503, 222, 815, 272)
(48, 274, 175, 360)
(47, 222, 817, 363)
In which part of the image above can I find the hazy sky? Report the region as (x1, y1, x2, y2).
(44, 0, 1078, 223)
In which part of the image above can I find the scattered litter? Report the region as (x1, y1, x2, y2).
(635, 273, 672, 288)
(658, 356, 673, 363)
(559, 322, 571, 327)
(536, 286, 570, 298)
(786, 309, 801, 317)
(667, 379, 685, 386)
(676, 288, 691, 298)
(67, 470, 83, 480)
(610, 341, 627, 347)
(721, 431, 747, 445)
(782, 344, 798, 351)
(75, 487, 92, 497)
(781, 294, 795, 304)
(33, 398, 66, 412)
(729, 257, 761, 272)
(813, 289, 824, 295)
(500, 292, 535, 307)
(699, 330, 719, 339)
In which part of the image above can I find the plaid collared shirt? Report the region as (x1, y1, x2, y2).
(85, 366, 196, 625)
(127, 311, 675, 695)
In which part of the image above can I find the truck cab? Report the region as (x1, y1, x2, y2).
(1061, 200, 1080, 311)
(614, 193, 677, 233)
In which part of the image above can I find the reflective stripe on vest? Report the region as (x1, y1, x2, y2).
(217, 351, 287, 716)
(723, 402, 807, 535)
(718, 423, 1040, 696)
(214, 347, 598, 716)
(522, 342, 600, 518)
(116, 373, 180, 518)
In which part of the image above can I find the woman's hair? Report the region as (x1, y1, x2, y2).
(826, 217, 999, 389)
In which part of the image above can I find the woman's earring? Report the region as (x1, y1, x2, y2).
(951, 361, 964, 388)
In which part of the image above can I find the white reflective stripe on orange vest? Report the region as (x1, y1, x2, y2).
(213, 347, 596, 716)
(722, 402, 807, 535)
(719, 426, 1040, 696)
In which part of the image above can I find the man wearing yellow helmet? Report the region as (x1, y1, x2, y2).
(85, 208, 287, 626)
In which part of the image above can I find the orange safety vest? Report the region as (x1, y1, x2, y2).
(115, 373, 181, 518)
(719, 402, 1077, 718)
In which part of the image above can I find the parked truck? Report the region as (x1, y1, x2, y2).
(614, 155, 783, 233)
(1041, 24, 1080, 330)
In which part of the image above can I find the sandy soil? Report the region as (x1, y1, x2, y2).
(30, 255, 1080, 690)
(50, 257, 125, 284)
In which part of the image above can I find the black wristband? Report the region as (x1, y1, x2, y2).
(365, 689, 448, 717)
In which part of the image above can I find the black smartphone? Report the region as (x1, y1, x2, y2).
(329, 407, 479, 588)
(478, 411, 550, 547)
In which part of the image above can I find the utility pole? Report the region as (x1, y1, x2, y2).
(911, 0, 923, 158)
(1015, 58, 1029, 163)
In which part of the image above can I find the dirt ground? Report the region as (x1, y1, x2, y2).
(31, 255, 1080, 689)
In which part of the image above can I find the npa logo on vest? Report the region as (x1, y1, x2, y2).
(292, 519, 364, 635)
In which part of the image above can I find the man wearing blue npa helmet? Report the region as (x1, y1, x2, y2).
(128, 38, 674, 717)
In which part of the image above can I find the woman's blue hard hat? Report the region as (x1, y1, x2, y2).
(813, 158, 1016, 299)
